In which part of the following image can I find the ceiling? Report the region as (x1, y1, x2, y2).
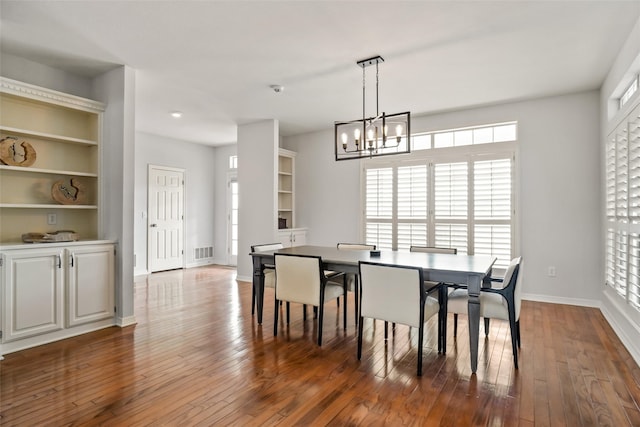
(1, 1, 639, 146)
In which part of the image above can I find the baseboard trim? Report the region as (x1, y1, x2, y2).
(600, 290, 640, 366)
(236, 275, 251, 283)
(117, 316, 137, 327)
(522, 293, 600, 308)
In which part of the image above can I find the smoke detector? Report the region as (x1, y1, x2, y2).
(270, 84, 284, 93)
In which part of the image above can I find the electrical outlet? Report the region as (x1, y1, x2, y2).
(47, 213, 57, 225)
(548, 266, 556, 277)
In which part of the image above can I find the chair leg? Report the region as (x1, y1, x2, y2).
(354, 275, 359, 326)
(384, 321, 388, 339)
(484, 318, 490, 337)
(516, 319, 521, 348)
(303, 304, 307, 321)
(343, 276, 348, 330)
(274, 298, 279, 336)
(417, 322, 424, 376)
(453, 313, 458, 337)
(318, 297, 325, 346)
(510, 322, 519, 370)
(439, 285, 447, 354)
(286, 302, 290, 324)
(357, 316, 364, 360)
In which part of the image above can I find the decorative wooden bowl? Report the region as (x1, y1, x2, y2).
(51, 178, 87, 205)
(0, 136, 37, 167)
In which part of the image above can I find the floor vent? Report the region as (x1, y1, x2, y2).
(195, 247, 213, 260)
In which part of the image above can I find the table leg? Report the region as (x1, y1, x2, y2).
(252, 256, 266, 324)
(467, 275, 481, 373)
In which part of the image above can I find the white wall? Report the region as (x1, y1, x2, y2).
(92, 66, 136, 325)
(134, 132, 217, 275)
(0, 52, 93, 98)
(213, 144, 237, 265)
(236, 120, 278, 281)
(285, 90, 602, 305)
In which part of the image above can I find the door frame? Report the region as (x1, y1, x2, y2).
(227, 171, 238, 266)
(147, 164, 186, 272)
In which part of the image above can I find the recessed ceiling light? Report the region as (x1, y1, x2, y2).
(170, 111, 183, 118)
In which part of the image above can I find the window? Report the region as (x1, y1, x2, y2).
(412, 122, 517, 151)
(606, 103, 640, 313)
(229, 155, 238, 169)
(364, 123, 516, 270)
(619, 76, 639, 109)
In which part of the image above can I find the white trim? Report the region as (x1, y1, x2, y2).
(236, 275, 252, 283)
(116, 316, 137, 328)
(0, 76, 105, 112)
(521, 293, 601, 308)
(601, 289, 640, 366)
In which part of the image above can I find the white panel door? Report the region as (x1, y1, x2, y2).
(2, 248, 64, 342)
(148, 165, 184, 272)
(67, 244, 115, 327)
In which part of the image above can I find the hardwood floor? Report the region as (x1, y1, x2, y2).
(1, 265, 640, 426)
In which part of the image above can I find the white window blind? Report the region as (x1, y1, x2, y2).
(363, 126, 515, 269)
(605, 102, 640, 315)
(473, 159, 512, 268)
(365, 168, 393, 249)
(434, 161, 469, 256)
(397, 164, 428, 250)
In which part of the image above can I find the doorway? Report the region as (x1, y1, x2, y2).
(148, 165, 185, 272)
(228, 173, 238, 266)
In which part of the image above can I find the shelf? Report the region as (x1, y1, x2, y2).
(278, 171, 293, 176)
(278, 190, 293, 194)
(0, 125, 98, 146)
(0, 165, 98, 177)
(0, 204, 98, 209)
(278, 208, 293, 212)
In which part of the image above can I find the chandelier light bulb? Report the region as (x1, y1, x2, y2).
(341, 132, 348, 149)
(396, 124, 403, 142)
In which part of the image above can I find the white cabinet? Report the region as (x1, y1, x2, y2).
(278, 228, 307, 248)
(1, 242, 115, 352)
(1, 247, 64, 342)
(67, 244, 115, 327)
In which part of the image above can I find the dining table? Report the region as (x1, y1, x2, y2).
(250, 245, 496, 374)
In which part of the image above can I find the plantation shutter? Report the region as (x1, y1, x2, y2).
(397, 164, 428, 250)
(365, 167, 393, 249)
(474, 158, 512, 270)
(434, 162, 468, 254)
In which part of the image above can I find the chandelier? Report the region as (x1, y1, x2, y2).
(334, 55, 411, 161)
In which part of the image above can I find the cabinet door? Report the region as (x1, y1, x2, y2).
(277, 230, 292, 248)
(290, 230, 307, 247)
(2, 248, 64, 342)
(67, 245, 115, 327)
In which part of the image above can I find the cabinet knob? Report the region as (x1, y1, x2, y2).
(150, 224, 157, 227)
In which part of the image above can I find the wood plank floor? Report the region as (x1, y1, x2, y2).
(1, 265, 640, 426)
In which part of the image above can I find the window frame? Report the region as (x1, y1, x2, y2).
(360, 135, 517, 272)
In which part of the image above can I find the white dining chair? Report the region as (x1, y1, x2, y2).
(251, 243, 284, 315)
(358, 261, 442, 376)
(409, 245, 458, 353)
(446, 256, 523, 368)
(328, 243, 376, 325)
(274, 253, 346, 346)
